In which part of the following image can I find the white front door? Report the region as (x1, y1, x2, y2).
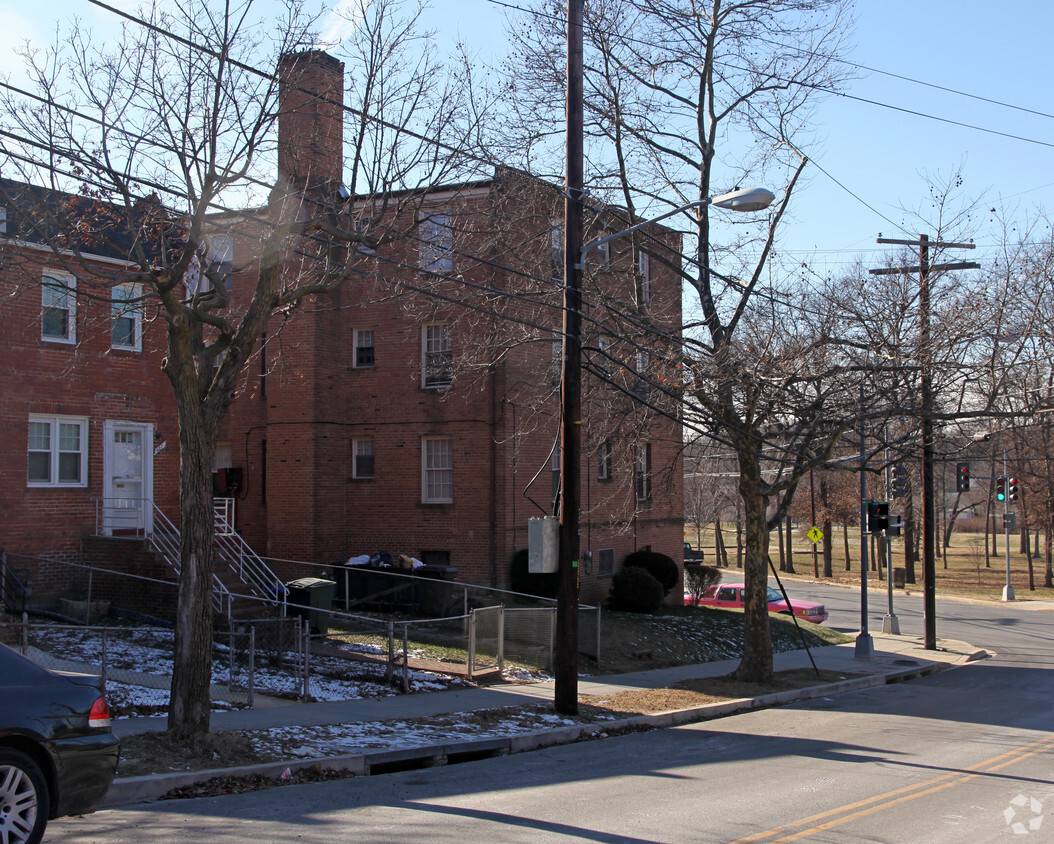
(103, 421, 153, 535)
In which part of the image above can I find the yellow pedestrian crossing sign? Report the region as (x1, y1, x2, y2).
(807, 526, 823, 544)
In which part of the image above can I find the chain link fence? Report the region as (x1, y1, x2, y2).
(3, 551, 603, 709)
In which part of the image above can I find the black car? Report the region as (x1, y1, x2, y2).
(0, 643, 120, 844)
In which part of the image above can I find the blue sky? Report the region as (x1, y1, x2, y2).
(3, 1, 1050, 269)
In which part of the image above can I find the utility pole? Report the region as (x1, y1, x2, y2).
(555, 0, 584, 716)
(871, 236, 979, 650)
(857, 381, 874, 659)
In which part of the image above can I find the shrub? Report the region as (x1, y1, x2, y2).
(508, 548, 560, 599)
(622, 550, 679, 595)
(608, 565, 665, 613)
(684, 563, 721, 606)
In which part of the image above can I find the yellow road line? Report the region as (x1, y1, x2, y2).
(730, 732, 1054, 843)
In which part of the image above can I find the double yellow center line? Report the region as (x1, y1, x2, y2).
(731, 732, 1054, 842)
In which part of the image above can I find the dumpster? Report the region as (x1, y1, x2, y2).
(285, 577, 336, 634)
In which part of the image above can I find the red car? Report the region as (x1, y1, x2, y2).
(687, 583, 828, 624)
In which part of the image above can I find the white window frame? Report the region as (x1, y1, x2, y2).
(597, 439, 611, 481)
(353, 439, 375, 479)
(422, 323, 452, 388)
(596, 240, 610, 267)
(637, 250, 651, 304)
(206, 234, 234, 292)
(0, 206, 7, 235)
(422, 437, 453, 503)
(353, 328, 375, 368)
(419, 211, 453, 274)
(111, 283, 143, 352)
(27, 414, 89, 488)
(636, 443, 652, 502)
(41, 271, 76, 344)
(551, 335, 562, 387)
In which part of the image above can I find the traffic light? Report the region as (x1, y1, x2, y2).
(996, 476, 1006, 502)
(891, 464, 908, 499)
(956, 462, 970, 492)
(866, 501, 889, 533)
(1008, 477, 1019, 501)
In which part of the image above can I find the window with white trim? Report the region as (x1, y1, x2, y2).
(637, 250, 651, 304)
(634, 350, 651, 399)
(595, 335, 611, 377)
(111, 284, 142, 351)
(41, 272, 76, 343)
(419, 211, 452, 274)
(551, 335, 562, 387)
(422, 323, 452, 388)
(422, 437, 453, 503)
(353, 439, 375, 479)
(205, 234, 234, 292)
(185, 235, 233, 297)
(596, 240, 610, 267)
(597, 439, 611, 481)
(353, 328, 375, 368)
(0, 207, 7, 235)
(636, 442, 652, 502)
(28, 415, 88, 487)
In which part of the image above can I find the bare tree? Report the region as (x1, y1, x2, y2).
(498, 0, 868, 682)
(0, 0, 476, 740)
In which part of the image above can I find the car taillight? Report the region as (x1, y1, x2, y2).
(89, 696, 111, 729)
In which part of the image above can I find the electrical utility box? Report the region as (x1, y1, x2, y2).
(528, 516, 559, 573)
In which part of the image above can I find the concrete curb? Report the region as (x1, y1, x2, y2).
(102, 664, 956, 808)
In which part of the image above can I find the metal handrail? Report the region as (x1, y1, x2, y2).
(147, 503, 285, 616)
(211, 509, 286, 604)
(148, 505, 231, 615)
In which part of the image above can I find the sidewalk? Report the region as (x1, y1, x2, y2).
(104, 633, 987, 807)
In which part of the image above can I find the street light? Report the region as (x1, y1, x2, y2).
(553, 186, 775, 715)
(579, 188, 776, 261)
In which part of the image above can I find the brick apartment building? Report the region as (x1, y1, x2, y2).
(0, 49, 684, 610)
(0, 180, 181, 603)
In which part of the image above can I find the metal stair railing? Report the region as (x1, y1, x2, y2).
(149, 505, 232, 615)
(211, 507, 286, 606)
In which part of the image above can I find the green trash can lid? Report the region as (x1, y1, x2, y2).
(285, 577, 336, 588)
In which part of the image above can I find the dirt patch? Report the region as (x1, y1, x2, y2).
(581, 668, 856, 715)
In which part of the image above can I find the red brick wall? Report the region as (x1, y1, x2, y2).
(0, 249, 179, 572)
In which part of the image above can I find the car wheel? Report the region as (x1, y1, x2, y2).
(0, 748, 49, 844)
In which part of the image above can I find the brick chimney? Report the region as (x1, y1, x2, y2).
(276, 50, 345, 194)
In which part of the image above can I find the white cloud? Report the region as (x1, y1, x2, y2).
(316, 0, 368, 48)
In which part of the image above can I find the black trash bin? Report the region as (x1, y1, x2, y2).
(285, 577, 336, 634)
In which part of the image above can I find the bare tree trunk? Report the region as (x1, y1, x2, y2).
(836, 524, 846, 577)
(1023, 521, 1035, 591)
(822, 517, 832, 578)
(168, 405, 221, 741)
(785, 512, 795, 574)
(733, 458, 773, 684)
(777, 519, 786, 572)
(735, 499, 744, 569)
(1046, 522, 1053, 588)
(714, 519, 728, 567)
